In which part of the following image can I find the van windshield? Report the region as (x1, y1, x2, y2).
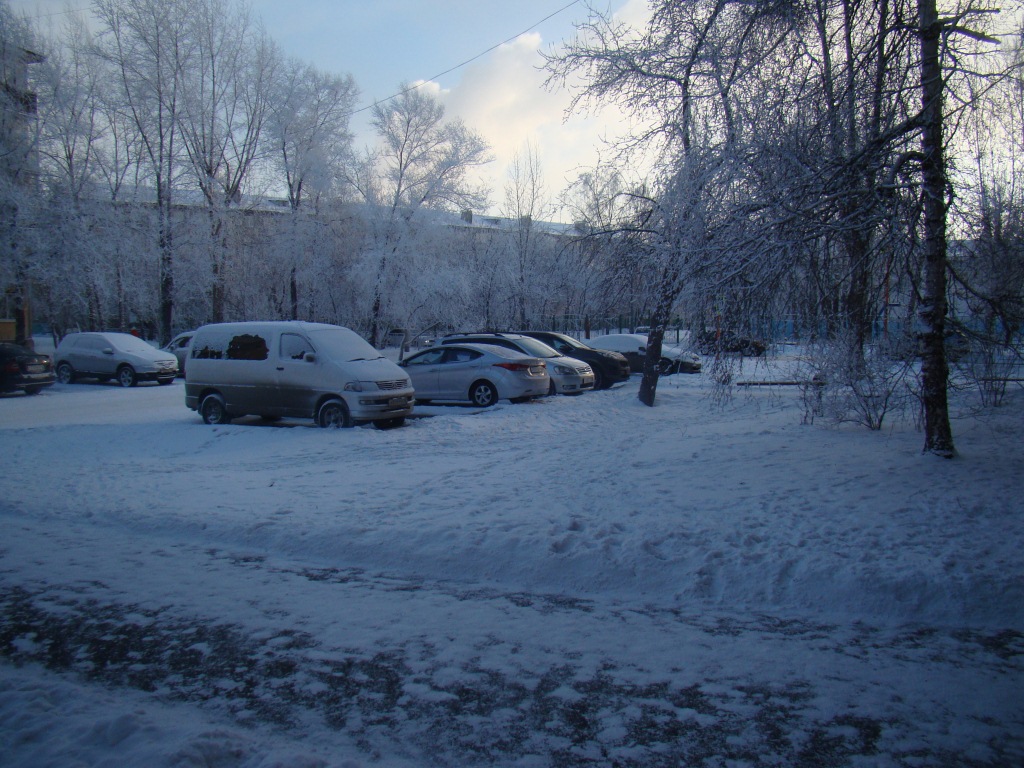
(308, 328, 383, 362)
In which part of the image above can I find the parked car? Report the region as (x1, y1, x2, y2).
(516, 331, 631, 390)
(54, 332, 178, 387)
(435, 333, 595, 395)
(162, 331, 194, 376)
(0, 341, 56, 395)
(696, 329, 767, 357)
(399, 343, 549, 407)
(589, 333, 702, 374)
(185, 321, 413, 428)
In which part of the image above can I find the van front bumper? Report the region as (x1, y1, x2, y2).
(350, 391, 415, 422)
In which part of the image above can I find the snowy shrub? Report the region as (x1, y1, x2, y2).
(800, 335, 915, 430)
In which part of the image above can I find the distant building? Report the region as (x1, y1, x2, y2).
(1, 40, 45, 344)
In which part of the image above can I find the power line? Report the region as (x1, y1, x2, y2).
(347, 0, 583, 117)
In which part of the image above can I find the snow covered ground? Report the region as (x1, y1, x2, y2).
(1, 351, 1022, 767)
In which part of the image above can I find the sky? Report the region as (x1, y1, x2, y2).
(10, 0, 651, 219)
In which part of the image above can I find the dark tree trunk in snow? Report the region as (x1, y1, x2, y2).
(917, 0, 955, 457)
(638, 327, 664, 407)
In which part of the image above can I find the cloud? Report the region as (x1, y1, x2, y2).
(436, 31, 633, 216)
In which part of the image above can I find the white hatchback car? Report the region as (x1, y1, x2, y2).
(54, 332, 179, 387)
(399, 343, 549, 407)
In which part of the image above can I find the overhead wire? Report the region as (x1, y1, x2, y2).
(346, 0, 583, 117)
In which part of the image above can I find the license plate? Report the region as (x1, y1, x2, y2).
(27, 364, 45, 373)
(388, 397, 407, 407)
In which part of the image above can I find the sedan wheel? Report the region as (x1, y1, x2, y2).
(117, 366, 137, 387)
(592, 368, 606, 390)
(469, 380, 498, 407)
(56, 362, 75, 384)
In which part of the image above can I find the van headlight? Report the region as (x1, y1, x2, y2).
(344, 381, 363, 392)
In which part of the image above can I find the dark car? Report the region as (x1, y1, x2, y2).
(696, 330, 767, 357)
(0, 341, 56, 395)
(516, 331, 632, 390)
(590, 334, 702, 375)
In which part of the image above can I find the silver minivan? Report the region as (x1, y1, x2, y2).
(185, 322, 414, 428)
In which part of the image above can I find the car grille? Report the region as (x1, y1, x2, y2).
(376, 379, 409, 391)
(576, 365, 593, 375)
(156, 361, 176, 371)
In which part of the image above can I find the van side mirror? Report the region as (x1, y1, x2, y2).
(304, 352, 316, 363)
(638, 346, 646, 353)
(103, 347, 114, 355)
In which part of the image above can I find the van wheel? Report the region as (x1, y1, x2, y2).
(200, 394, 231, 425)
(318, 399, 353, 428)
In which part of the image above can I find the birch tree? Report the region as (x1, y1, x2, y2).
(353, 85, 491, 346)
(174, 0, 277, 323)
(267, 57, 357, 319)
(93, 0, 193, 343)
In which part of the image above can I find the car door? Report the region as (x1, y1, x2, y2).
(401, 348, 444, 398)
(273, 332, 319, 415)
(77, 334, 117, 376)
(437, 347, 484, 399)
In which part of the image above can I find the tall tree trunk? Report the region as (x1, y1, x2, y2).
(158, 199, 174, 345)
(918, 0, 955, 457)
(638, 266, 678, 407)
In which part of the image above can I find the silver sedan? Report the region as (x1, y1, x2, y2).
(399, 343, 549, 407)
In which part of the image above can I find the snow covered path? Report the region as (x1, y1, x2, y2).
(2, 372, 1023, 766)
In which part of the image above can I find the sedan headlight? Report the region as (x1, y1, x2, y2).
(552, 364, 575, 375)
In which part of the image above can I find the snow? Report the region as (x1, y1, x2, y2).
(2, 350, 1023, 766)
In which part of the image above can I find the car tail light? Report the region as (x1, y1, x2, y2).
(3, 360, 20, 373)
(493, 362, 534, 372)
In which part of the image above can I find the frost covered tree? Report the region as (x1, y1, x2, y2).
(502, 141, 554, 328)
(93, 0, 193, 343)
(267, 57, 358, 319)
(350, 84, 491, 346)
(547, 0, 1018, 452)
(174, 0, 278, 324)
(546, 0, 794, 405)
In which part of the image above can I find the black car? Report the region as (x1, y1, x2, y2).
(517, 331, 632, 389)
(0, 341, 56, 395)
(696, 330, 767, 357)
